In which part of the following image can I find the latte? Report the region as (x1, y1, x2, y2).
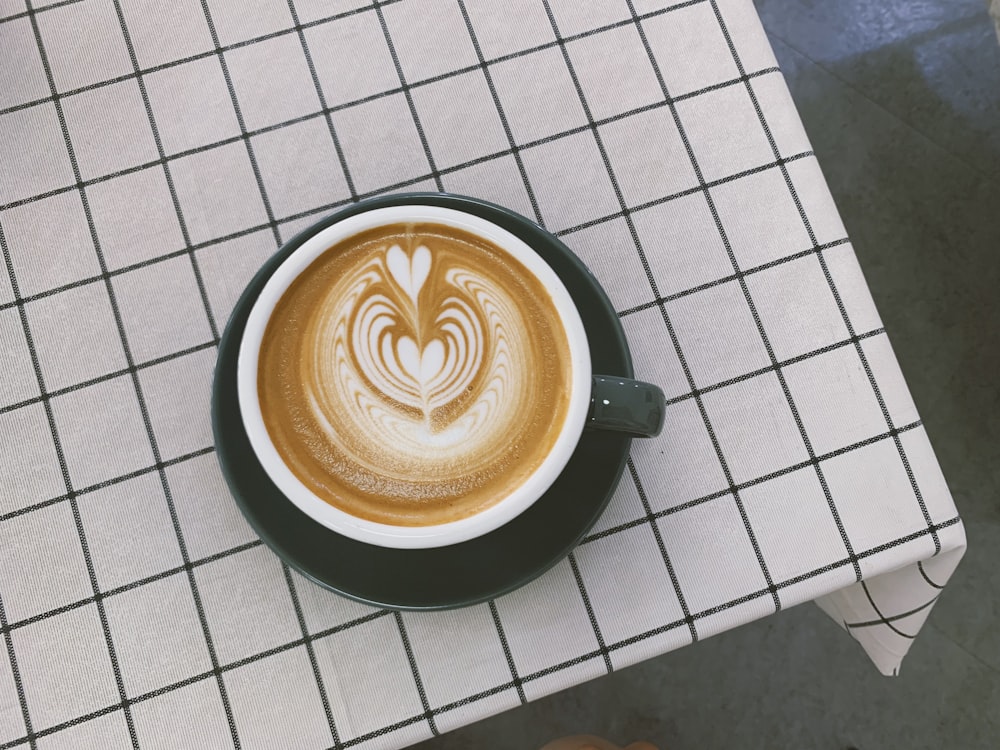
(257, 222, 573, 527)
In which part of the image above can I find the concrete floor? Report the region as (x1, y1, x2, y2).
(414, 1, 1000, 747)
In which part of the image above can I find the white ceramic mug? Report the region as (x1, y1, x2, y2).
(238, 205, 662, 549)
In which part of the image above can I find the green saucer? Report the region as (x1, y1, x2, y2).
(211, 193, 633, 609)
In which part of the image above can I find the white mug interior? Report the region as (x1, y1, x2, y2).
(238, 205, 592, 548)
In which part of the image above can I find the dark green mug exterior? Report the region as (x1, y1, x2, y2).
(589, 375, 665, 438)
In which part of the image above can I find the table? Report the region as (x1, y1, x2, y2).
(0, 1, 966, 748)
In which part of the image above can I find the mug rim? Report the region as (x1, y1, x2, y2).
(237, 204, 593, 548)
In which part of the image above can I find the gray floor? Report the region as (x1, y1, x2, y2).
(414, 1, 1000, 747)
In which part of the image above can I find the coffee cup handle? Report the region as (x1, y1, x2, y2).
(587, 375, 666, 438)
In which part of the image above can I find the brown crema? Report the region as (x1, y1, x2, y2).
(257, 222, 573, 526)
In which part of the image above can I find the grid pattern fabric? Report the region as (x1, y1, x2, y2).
(0, 0, 966, 748)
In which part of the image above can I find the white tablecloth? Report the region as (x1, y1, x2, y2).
(0, 0, 965, 748)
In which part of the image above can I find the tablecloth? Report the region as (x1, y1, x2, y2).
(0, 0, 966, 748)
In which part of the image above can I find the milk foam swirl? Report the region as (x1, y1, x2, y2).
(303, 242, 527, 481)
(257, 222, 574, 525)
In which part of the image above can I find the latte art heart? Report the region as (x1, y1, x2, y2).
(348, 245, 486, 427)
(311, 242, 520, 459)
(257, 223, 573, 526)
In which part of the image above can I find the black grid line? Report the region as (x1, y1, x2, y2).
(330, 715, 429, 750)
(0, 62, 778, 184)
(394, 612, 439, 737)
(844, 595, 938, 633)
(0, 515, 960, 750)
(69, 499, 140, 749)
(177, 609, 392, 688)
(851, 517, 958, 560)
(582, 419, 925, 547)
(2, 540, 263, 636)
(0, 703, 126, 750)
(917, 561, 945, 589)
(705, 0, 939, 556)
(21, 3, 242, 742)
(0, 137, 809, 328)
(0, 232, 253, 313)
(455, 0, 545, 226)
(0, 445, 215, 524)
(0, 281, 875, 449)
(282, 564, 343, 750)
(567, 553, 613, 674)
(661, 327, 886, 408)
(9, 9, 140, 745)
(4, 416, 925, 640)
(0, 340, 216, 417)
(0, 222, 34, 750)
(3, 246, 139, 733)
(0, 142, 813, 333)
(516, 649, 604, 683)
(640, 0, 862, 586)
(551, 147, 810, 236)
(0, 83, 792, 250)
(695, 2, 864, 582)
(420, 680, 517, 717)
(0, 145, 816, 339)
(0, 60, 784, 217)
(0, 50, 777, 148)
(0, 0, 81, 27)
(856, 581, 921, 639)
(0, 315, 877, 438)
(0, 0, 712, 122)
(285, 0, 358, 202)
(197, 0, 282, 248)
(546, 0, 780, 643)
(644, 518, 958, 627)
(0, 591, 33, 749)
(110, 0, 220, 341)
(215, 2, 365, 733)
(617, 237, 849, 317)
(627, 459, 698, 643)
(487, 600, 527, 705)
(0, 0, 409, 119)
(130, 6, 335, 738)
(631, 0, 845, 601)
(541, 0, 781, 612)
(0, 609, 394, 750)
(371, 0, 444, 192)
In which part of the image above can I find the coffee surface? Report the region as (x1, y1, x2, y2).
(258, 222, 573, 526)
